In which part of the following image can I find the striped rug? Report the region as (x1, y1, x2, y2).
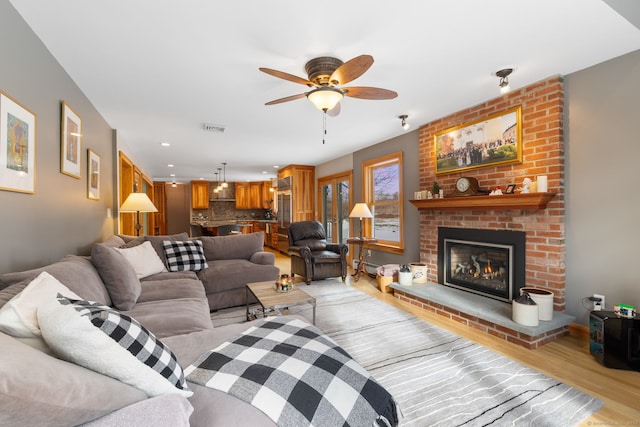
(212, 281, 602, 426)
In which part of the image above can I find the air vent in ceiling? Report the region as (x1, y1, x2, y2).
(203, 123, 226, 133)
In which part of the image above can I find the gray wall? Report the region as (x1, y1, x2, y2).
(565, 49, 640, 324)
(0, 1, 115, 274)
(352, 130, 421, 268)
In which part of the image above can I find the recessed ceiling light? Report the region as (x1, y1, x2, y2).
(273, 165, 279, 168)
(170, 174, 175, 177)
(168, 164, 174, 168)
(160, 142, 170, 147)
(262, 171, 268, 174)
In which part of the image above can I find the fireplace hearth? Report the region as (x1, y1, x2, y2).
(438, 227, 525, 303)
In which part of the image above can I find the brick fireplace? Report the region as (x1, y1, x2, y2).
(394, 76, 567, 348)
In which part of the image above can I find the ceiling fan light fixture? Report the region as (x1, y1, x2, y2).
(398, 114, 410, 131)
(496, 68, 513, 94)
(307, 87, 343, 112)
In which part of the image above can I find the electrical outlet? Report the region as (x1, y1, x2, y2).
(367, 249, 372, 256)
(593, 293, 605, 311)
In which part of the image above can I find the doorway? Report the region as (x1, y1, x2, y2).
(317, 171, 352, 245)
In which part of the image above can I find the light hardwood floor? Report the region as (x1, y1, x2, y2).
(271, 250, 640, 425)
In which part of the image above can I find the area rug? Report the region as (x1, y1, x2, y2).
(211, 281, 602, 426)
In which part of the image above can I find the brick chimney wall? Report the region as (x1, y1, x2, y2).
(416, 76, 566, 310)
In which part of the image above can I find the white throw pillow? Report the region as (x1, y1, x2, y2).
(114, 241, 167, 279)
(0, 271, 80, 338)
(38, 295, 192, 398)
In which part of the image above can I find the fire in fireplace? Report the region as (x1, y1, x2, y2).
(437, 227, 525, 303)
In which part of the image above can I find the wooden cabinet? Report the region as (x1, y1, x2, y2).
(234, 182, 250, 209)
(236, 181, 271, 209)
(191, 181, 210, 209)
(279, 165, 315, 222)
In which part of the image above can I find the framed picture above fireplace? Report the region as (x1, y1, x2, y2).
(434, 105, 522, 175)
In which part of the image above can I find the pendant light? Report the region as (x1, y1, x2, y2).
(222, 162, 228, 188)
(216, 168, 223, 192)
(213, 172, 220, 193)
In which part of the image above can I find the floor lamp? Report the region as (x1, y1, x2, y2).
(120, 192, 158, 236)
(349, 203, 373, 240)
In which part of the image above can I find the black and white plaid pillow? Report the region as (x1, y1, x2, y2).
(39, 296, 192, 397)
(163, 240, 208, 272)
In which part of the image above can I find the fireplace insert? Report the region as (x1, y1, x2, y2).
(438, 227, 525, 303)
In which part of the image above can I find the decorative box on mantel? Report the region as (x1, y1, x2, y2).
(391, 281, 574, 349)
(410, 192, 556, 211)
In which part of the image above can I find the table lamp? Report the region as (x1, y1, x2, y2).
(120, 192, 158, 236)
(349, 203, 373, 240)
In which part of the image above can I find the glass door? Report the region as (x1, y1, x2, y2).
(318, 171, 352, 245)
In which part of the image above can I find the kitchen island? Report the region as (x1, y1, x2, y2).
(191, 219, 277, 237)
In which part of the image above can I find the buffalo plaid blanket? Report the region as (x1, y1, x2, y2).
(185, 317, 398, 427)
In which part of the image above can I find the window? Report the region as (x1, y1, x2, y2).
(362, 152, 404, 253)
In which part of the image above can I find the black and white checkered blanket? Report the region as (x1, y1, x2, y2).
(185, 317, 398, 427)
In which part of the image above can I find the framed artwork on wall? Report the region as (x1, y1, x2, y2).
(434, 105, 522, 175)
(0, 91, 36, 194)
(61, 101, 82, 179)
(87, 149, 100, 200)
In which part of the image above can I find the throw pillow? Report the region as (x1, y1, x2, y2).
(0, 271, 80, 338)
(114, 241, 167, 279)
(38, 295, 192, 398)
(163, 240, 208, 272)
(91, 243, 141, 310)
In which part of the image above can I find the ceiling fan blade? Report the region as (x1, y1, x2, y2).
(327, 102, 341, 117)
(343, 86, 398, 100)
(265, 93, 307, 105)
(329, 55, 373, 85)
(259, 67, 315, 87)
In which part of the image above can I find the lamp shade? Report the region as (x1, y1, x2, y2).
(307, 87, 343, 112)
(349, 203, 372, 219)
(120, 192, 158, 213)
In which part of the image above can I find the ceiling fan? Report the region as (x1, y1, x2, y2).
(259, 55, 397, 116)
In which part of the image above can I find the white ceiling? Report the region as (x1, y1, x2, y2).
(9, 0, 640, 183)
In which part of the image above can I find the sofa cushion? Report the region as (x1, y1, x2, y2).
(200, 232, 263, 260)
(163, 240, 208, 272)
(199, 259, 280, 293)
(114, 241, 167, 279)
(39, 296, 193, 398)
(144, 233, 189, 267)
(123, 297, 214, 339)
(0, 331, 147, 426)
(0, 271, 80, 338)
(137, 276, 206, 304)
(0, 255, 112, 306)
(91, 243, 141, 310)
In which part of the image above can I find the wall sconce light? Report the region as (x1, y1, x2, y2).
(398, 114, 410, 131)
(496, 68, 513, 94)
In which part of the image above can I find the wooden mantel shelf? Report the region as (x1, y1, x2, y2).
(410, 192, 557, 211)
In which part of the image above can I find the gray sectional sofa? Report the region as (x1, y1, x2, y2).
(0, 232, 397, 426)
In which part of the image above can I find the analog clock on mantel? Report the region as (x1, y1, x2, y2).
(449, 177, 485, 197)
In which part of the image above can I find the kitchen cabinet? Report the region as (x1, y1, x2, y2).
(235, 182, 250, 209)
(236, 181, 271, 209)
(191, 181, 210, 209)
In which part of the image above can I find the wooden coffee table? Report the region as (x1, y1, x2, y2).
(246, 280, 316, 325)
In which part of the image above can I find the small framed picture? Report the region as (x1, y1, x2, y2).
(61, 101, 82, 179)
(87, 149, 100, 200)
(0, 91, 36, 194)
(505, 184, 516, 194)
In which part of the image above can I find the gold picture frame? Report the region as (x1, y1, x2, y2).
(0, 91, 36, 194)
(61, 101, 82, 179)
(435, 105, 522, 175)
(87, 149, 100, 200)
